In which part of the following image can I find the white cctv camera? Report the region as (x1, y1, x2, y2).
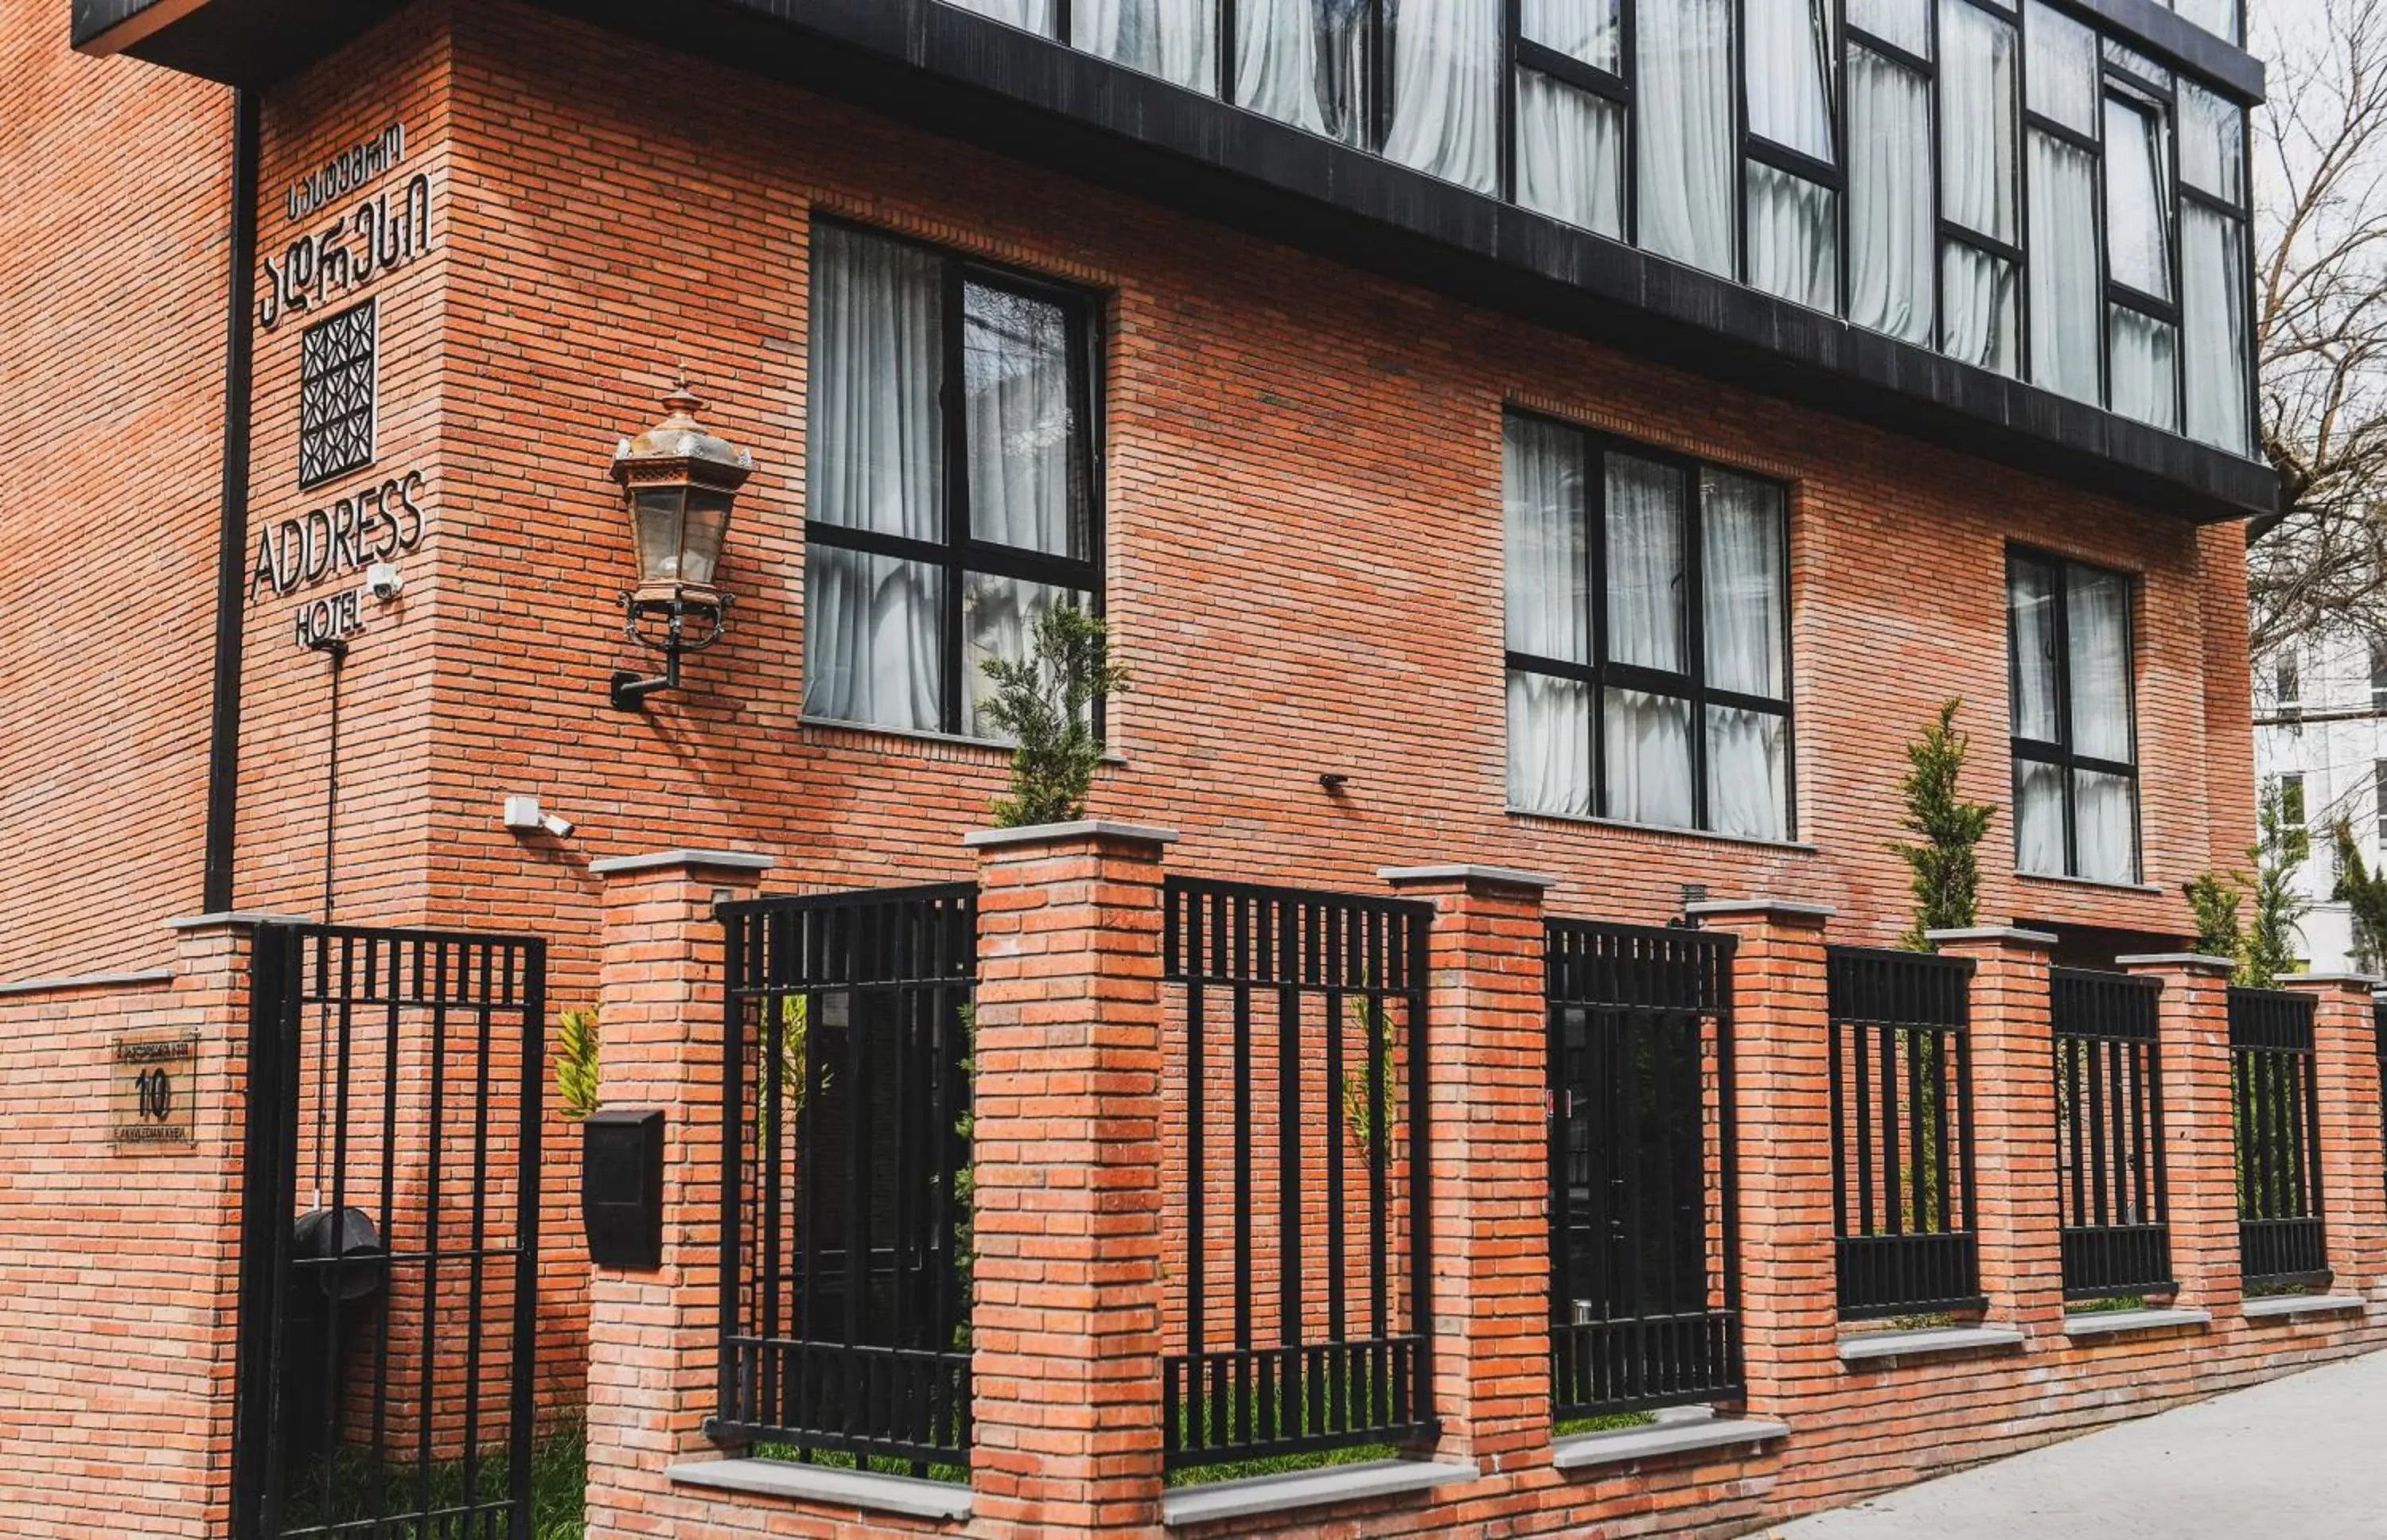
(365, 562, 404, 601)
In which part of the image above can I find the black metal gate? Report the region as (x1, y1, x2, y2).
(233, 924, 546, 1540)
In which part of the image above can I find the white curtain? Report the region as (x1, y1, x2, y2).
(2183, 205, 2251, 453)
(1079, 0, 1217, 92)
(2173, 0, 2238, 44)
(1521, 0, 1619, 67)
(1237, 0, 1366, 145)
(1938, 0, 2016, 243)
(1516, 72, 1623, 237)
(1848, 48, 1931, 344)
(1846, 0, 1927, 56)
(963, 575, 1086, 737)
(1702, 471, 1784, 698)
(2008, 558, 2060, 744)
(1383, 0, 1501, 193)
(2028, 133, 2101, 404)
(2015, 761, 2066, 875)
(2104, 99, 2171, 300)
(806, 226, 947, 729)
(2023, 0, 2098, 135)
(1606, 689, 1695, 828)
(1708, 706, 1786, 840)
(2179, 81, 2245, 204)
(1505, 418, 1593, 815)
(1745, 0, 1833, 159)
(1605, 456, 1686, 671)
(2067, 566, 2134, 764)
(2109, 305, 2179, 430)
(2074, 770, 2137, 883)
(964, 283, 1079, 556)
(1636, 0, 1735, 277)
(944, 0, 1057, 32)
(1746, 163, 1836, 312)
(1943, 243, 2017, 375)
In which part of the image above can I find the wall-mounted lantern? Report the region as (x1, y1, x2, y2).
(608, 379, 753, 710)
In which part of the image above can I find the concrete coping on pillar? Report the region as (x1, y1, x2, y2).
(1924, 925, 2059, 948)
(1159, 1458, 1478, 1529)
(960, 819, 1180, 850)
(1683, 898, 1836, 922)
(586, 849, 776, 877)
(1378, 863, 1560, 891)
(165, 911, 316, 931)
(2114, 953, 2238, 975)
(2279, 971, 2387, 989)
(666, 1458, 971, 1521)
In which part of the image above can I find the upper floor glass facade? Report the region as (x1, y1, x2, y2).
(946, 0, 2257, 457)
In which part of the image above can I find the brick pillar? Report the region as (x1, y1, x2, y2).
(1380, 864, 1554, 1476)
(964, 820, 1176, 1540)
(1685, 900, 1836, 1417)
(2118, 954, 2237, 1313)
(1928, 928, 2062, 1336)
(581, 850, 769, 1540)
(2282, 974, 2387, 1294)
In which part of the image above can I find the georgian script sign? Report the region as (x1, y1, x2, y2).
(260, 171, 433, 332)
(111, 1032, 199, 1149)
(250, 469, 426, 601)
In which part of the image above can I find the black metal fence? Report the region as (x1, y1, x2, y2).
(1160, 877, 1435, 1470)
(715, 884, 977, 1471)
(2230, 987, 2329, 1289)
(1828, 947, 1981, 1319)
(2052, 969, 2172, 1300)
(1547, 920, 1741, 1418)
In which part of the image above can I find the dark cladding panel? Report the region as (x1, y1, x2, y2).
(72, 0, 407, 88)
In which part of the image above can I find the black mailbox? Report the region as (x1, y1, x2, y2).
(583, 1108, 664, 1270)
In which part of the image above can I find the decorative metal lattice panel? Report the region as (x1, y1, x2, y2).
(298, 299, 378, 488)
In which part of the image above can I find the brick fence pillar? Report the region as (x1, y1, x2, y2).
(1684, 900, 1837, 1418)
(1380, 864, 1555, 1478)
(581, 850, 770, 1540)
(963, 820, 1175, 1540)
(2281, 974, 2387, 1296)
(2118, 954, 2237, 1314)
(1929, 928, 2062, 1337)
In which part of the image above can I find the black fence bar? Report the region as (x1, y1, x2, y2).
(1547, 920, 1742, 1418)
(2229, 987, 2330, 1290)
(2051, 969, 2173, 1300)
(1160, 877, 1435, 1470)
(715, 884, 977, 1471)
(1827, 947, 1982, 1320)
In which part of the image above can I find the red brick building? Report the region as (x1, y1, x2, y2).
(4, 2, 2380, 1538)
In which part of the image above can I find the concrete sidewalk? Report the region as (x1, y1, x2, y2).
(1770, 1348, 2387, 1538)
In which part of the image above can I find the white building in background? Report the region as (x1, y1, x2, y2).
(2253, 632, 2387, 973)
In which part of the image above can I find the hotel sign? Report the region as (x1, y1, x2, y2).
(111, 1032, 198, 1150)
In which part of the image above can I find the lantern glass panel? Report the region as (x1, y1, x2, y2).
(679, 486, 734, 589)
(633, 487, 687, 585)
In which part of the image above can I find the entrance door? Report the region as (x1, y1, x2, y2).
(233, 924, 545, 1540)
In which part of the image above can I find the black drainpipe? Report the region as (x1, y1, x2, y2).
(203, 87, 260, 915)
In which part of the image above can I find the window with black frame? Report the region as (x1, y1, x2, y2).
(2008, 549, 2140, 884)
(803, 221, 1104, 740)
(1505, 414, 1793, 839)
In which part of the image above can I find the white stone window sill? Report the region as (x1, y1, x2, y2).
(2015, 870, 2163, 896)
(2064, 1307, 2212, 1338)
(1837, 1324, 2026, 1363)
(1508, 808, 1819, 854)
(799, 714, 1128, 765)
(665, 1458, 971, 1522)
(2244, 1293, 2368, 1320)
(1160, 1459, 1476, 1529)
(1553, 1417, 1789, 1470)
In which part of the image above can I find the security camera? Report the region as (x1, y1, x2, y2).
(365, 562, 404, 601)
(501, 795, 573, 840)
(540, 811, 575, 839)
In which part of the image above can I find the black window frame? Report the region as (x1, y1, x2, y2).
(1505, 410, 1798, 839)
(802, 216, 1109, 741)
(2007, 544, 2142, 882)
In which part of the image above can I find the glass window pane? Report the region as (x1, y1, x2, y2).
(1505, 418, 1592, 663)
(1708, 706, 1788, 841)
(1940, 0, 2017, 243)
(1746, 163, 1837, 311)
(964, 574, 1088, 738)
(2066, 563, 2135, 764)
(1516, 71, 1625, 238)
(1746, 0, 1835, 158)
(2023, 0, 2098, 134)
(1604, 687, 1695, 828)
(804, 548, 946, 732)
(1636, 0, 1736, 277)
(810, 225, 946, 541)
(964, 282, 1086, 558)
(2105, 97, 2173, 300)
(2074, 769, 2138, 883)
(2183, 205, 2252, 453)
(1238, 0, 1370, 146)
(1702, 469, 1786, 698)
(1077, 0, 1217, 93)
(2172, 0, 2239, 44)
(1383, 0, 1502, 192)
(2028, 132, 2101, 404)
(1510, 670, 1595, 815)
(2015, 759, 2066, 874)
(1522, 0, 1621, 71)
(1848, 0, 1928, 56)
(2101, 37, 2172, 90)
(2109, 305, 2179, 430)
(1848, 48, 1933, 345)
(943, 0, 1057, 32)
(2008, 556, 2060, 744)
(1942, 243, 2019, 376)
(2179, 80, 2247, 205)
(1605, 454, 1688, 671)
